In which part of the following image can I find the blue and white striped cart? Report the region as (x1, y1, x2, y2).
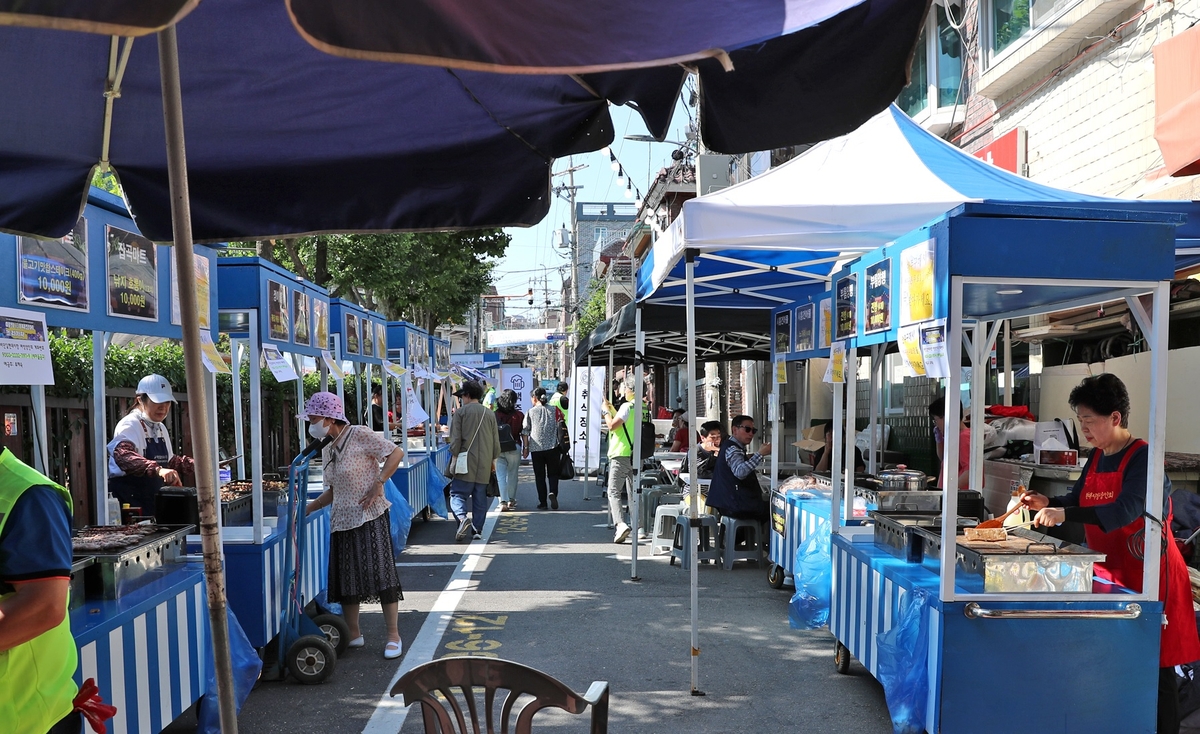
(767, 489, 831, 589)
(72, 565, 210, 734)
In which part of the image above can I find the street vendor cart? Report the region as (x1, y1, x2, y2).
(387, 320, 446, 516)
(826, 202, 1183, 734)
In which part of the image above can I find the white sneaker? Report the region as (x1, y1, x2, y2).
(614, 523, 631, 544)
(455, 517, 473, 542)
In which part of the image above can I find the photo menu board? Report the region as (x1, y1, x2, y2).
(375, 323, 387, 361)
(106, 225, 158, 321)
(863, 259, 892, 334)
(794, 303, 815, 353)
(293, 291, 310, 346)
(834, 273, 857, 341)
(773, 310, 791, 354)
(313, 299, 329, 350)
(267, 280, 290, 341)
(344, 312, 359, 354)
(17, 218, 88, 312)
(362, 317, 374, 357)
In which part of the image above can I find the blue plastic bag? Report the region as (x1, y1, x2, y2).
(426, 459, 450, 518)
(788, 518, 832, 629)
(875, 587, 930, 734)
(385, 478, 414, 559)
(197, 608, 262, 734)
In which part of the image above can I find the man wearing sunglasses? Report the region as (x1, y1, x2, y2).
(705, 415, 772, 522)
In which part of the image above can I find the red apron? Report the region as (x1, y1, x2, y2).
(1080, 439, 1200, 667)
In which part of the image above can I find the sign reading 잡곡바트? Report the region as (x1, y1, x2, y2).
(313, 299, 329, 350)
(171, 255, 211, 330)
(106, 225, 158, 321)
(344, 313, 359, 354)
(774, 309, 791, 354)
(0, 307, 54, 385)
(18, 218, 88, 312)
(834, 273, 857, 340)
(794, 303, 815, 352)
(864, 258, 891, 334)
(293, 291, 310, 346)
(267, 280, 290, 342)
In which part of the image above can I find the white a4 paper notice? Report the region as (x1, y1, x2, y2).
(404, 371, 429, 428)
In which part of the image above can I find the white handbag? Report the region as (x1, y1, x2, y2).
(452, 414, 485, 475)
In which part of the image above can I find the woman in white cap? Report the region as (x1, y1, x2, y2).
(106, 374, 194, 516)
(303, 391, 407, 659)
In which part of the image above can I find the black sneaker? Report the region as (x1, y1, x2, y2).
(549, 494, 559, 510)
(536, 503, 548, 509)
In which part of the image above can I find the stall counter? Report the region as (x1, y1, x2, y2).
(830, 531, 1160, 733)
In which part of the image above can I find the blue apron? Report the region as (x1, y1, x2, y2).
(108, 419, 170, 517)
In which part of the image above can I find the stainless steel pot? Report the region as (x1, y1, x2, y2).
(877, 469, 927, 491)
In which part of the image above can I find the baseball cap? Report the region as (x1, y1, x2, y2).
(453, 380, 484, 400)
(137, 374, 176, 403)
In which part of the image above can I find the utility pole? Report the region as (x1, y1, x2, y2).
(552, 159, 587, 361)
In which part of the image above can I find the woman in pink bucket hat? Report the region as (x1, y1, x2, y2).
(303, 391, 407, 659)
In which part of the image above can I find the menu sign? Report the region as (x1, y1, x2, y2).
(0, 307, 54, 385)
(819, 298, 832, 350)
(344, 312, 359, 354)
(171, 255, 211, 330)
(362, 317, 374, 357)
(864, 259, 892, 334)
(18, 218, 88, 311)
(898, 324, 927, 377)
(920, 320, 950, 378)
(834, 273, 857, 340)
(376, 323, 387, 361)
(313, 299, 329, 350)
(774, 310, 791, 354)
(900, 240, 935, 326)
(293, 291, 311, 346)
(267, 280, 290, 341)
(794, 304, 815, 353)
(105, 226, 158, 321)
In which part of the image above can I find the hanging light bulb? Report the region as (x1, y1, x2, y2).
(609, 152, 619, 171)
(601, 146, 611, 157)
(624, 181, 633, 199)
(635, 197, 643, 209)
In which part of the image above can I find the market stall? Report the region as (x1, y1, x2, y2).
(215, 257, 332, 649)
(0, 187, 222, 730)
(386, 320, 442, 516)
(825, 202, 1182, 733)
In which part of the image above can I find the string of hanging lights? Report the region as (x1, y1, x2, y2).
(599, 146, 645, 209)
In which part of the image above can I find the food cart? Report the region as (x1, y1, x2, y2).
(215, 258, 332, 649)
(825, 203, 1181, 733)
(0, 187, 221, 731)
(386, 321, 444, 516)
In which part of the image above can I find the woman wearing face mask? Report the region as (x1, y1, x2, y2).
(302, 392, 407, 659)
(106, 374, 195, 516)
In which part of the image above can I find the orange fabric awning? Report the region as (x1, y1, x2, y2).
(1154, 24, 1200, 177)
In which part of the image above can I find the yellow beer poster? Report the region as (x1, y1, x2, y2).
(898, 325, 927, 377)
(819, 297, 833, 349)
(830, 341, 846, 383)
(775, 357, 788, 385)
(900, 240, 935, 326)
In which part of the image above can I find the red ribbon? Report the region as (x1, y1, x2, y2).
(73, 678, 118, 734)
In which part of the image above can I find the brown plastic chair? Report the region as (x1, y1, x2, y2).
(391, 656, 609, 734)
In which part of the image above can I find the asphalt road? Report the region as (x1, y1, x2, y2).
(166, 468, 895, 733)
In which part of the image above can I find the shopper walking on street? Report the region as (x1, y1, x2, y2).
(494, 389, 527, 511)
(303, 391, 406, 659)
(448, 380, 501, 541)
(602, 379, 640, 543)
(523, 387, 563, 509)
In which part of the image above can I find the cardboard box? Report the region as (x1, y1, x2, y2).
(794, 425, 827, 454)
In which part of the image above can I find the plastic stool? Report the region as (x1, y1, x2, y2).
(670, 515, 720, 569)
(640, 486, 679, 532)
(720, 516, 765, 570)
(651, 504, 684, 555)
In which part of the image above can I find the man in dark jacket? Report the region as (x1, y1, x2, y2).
(706, 414, 771, 522)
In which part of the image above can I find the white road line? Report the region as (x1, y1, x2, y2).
(362, 499, 500, 734)
(394, 562, 462, 567)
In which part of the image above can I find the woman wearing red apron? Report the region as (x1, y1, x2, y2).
(1023, 374, 1200, 734)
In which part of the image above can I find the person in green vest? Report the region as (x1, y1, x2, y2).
(481, 380, 498, 411)
(0, 446, 83, 733)
(548, 381, 570, 427)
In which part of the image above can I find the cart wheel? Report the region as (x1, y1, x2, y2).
(767, 563, 785, 589)
(287, 635, 337, 684)
(420, 506, 431, 522)
(313, 614, 351, 656)
(834, 641, 851, 675)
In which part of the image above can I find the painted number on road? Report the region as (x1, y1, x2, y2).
(494, 516, 527, 535)
(440, 614, 509, 658)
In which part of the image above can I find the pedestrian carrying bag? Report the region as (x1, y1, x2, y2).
(486, 471, 500, 497)
(453, 414, 485, 475)
(496, 412, 519, 452)
(559, 451, 576, 481)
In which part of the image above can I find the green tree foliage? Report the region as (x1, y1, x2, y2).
(225, 231, 510, 332)
(574, 280, 606, 340)
(90, 169, 123, 197)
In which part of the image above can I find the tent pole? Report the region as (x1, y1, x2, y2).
(1003, 320, 1013, 406)
(92, 331, 110, 525)
(684, 249, 703, 696)
(232, 340, 245, 480)
(868, 345, 880, 475)
(584, 353, 593, 500)
(630, 304, 644, 581)
(249, 324, 264, 544)
(157, 25, 238, 733)
(843, 349, 857, 523)
(608, 346, 615, 525)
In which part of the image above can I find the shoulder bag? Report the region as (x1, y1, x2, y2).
(452, 412, 485, 476)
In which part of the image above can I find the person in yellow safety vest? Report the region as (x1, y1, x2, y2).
(548, 381, 570, 426)
(481, 380, 498, 411)
(0, 446, 95, 733)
